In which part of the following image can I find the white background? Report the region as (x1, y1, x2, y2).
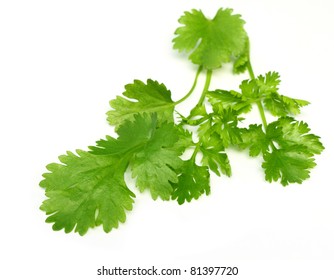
(1, 0, 334, 279)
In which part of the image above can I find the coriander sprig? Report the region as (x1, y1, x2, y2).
(40, 7, 323, 235)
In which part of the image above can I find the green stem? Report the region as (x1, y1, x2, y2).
(247, 60, 276, 150)
(131, 65, 201, 115)
(175, 65, 203, 105)
(190, 144, 200, 162)
(246, 60, 268, 129)
(142, 66, 201, 115)
(256, 101, 268, 129)
(197, 69, 213, 106)
(246, 59, 256, 80)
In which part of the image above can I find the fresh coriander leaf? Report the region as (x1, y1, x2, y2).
(90, 113, 158, 156)
(240, 124, 269, 157)
(40, 150, 135, 235)
(264, 94, 290, 116)
(197, 117, 215, 143)
(187, 104, 208, 125)
(211, 108, 243, 147)
(261, 117, 323, 185)
(273, 117, 324, 155)
(174, 125, 194, 154)
(264, 121, 284, 142)
(197, 118, 231, 176)
(239, 78, 260, 100)
(200, 135, 231, 176)
(132, 148, 182, 201)
(130, 118, 183, 200)
(189, 104, 207, 118)
(257, 72, 281, 94)
(207, 89, 252, 114)
(172, 160, 210, 204)
(262, 146, 316, 186)
(240, 121, 284, 157)
(93, 113, 185, 201)
(107, 79, 174, 129)
(239, 71, 280, 100)
(264, 93, 310, 116)
(239, 71, 309, 116)
(233, 37, 250, 74)
(196, 107, 243, 152)
(173, 8, 247, 69)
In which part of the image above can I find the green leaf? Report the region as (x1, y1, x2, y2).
(107, 79, 174, 129)
(240, 71, 280, 100)
(264, 93, 309, 116)
(185, 104, 208, 126)
(200, 136, 231, 176)
(90, 113, 158, 156)
(260, 117, 323, 185)
(238, 71, 309, 117)
(172, 160, 210, 204)
(240, 124, 270, 157)
(273, 117, 324, 155)
(233, 36, 250, 74)
(240, 117, 324, 186)
(130, 119, 183, 200)
(239, 78, 260, 100)
(265, 121, 284, 142)
(173, 8, 247, 69)
(198, 122, 231, 176)
(207, 89, 252, 114)
(93, 113, 184, 201)
(174, 125, 194, 154)
(40, 150, 135, 235)
(257, 72, 281, 95)
(211, 108, 243, 147)
(262, 146, 316, 186)
(39, 113, 188, 235)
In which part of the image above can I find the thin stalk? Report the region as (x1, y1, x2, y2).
(190, 144, 200, 162)
(175, 65, 203, 105)
(247, 60, 276, 150)
(246, 60, 268, 129)
(256, 101, 268, 129)
(246, 59, 256, 80)
(138, 66, 201, 115)
(197, 69, 213, 106)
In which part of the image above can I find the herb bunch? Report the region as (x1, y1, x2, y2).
(40, 8, 324, 235)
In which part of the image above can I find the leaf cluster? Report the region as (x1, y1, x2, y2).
(40, 8, 324, 235)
